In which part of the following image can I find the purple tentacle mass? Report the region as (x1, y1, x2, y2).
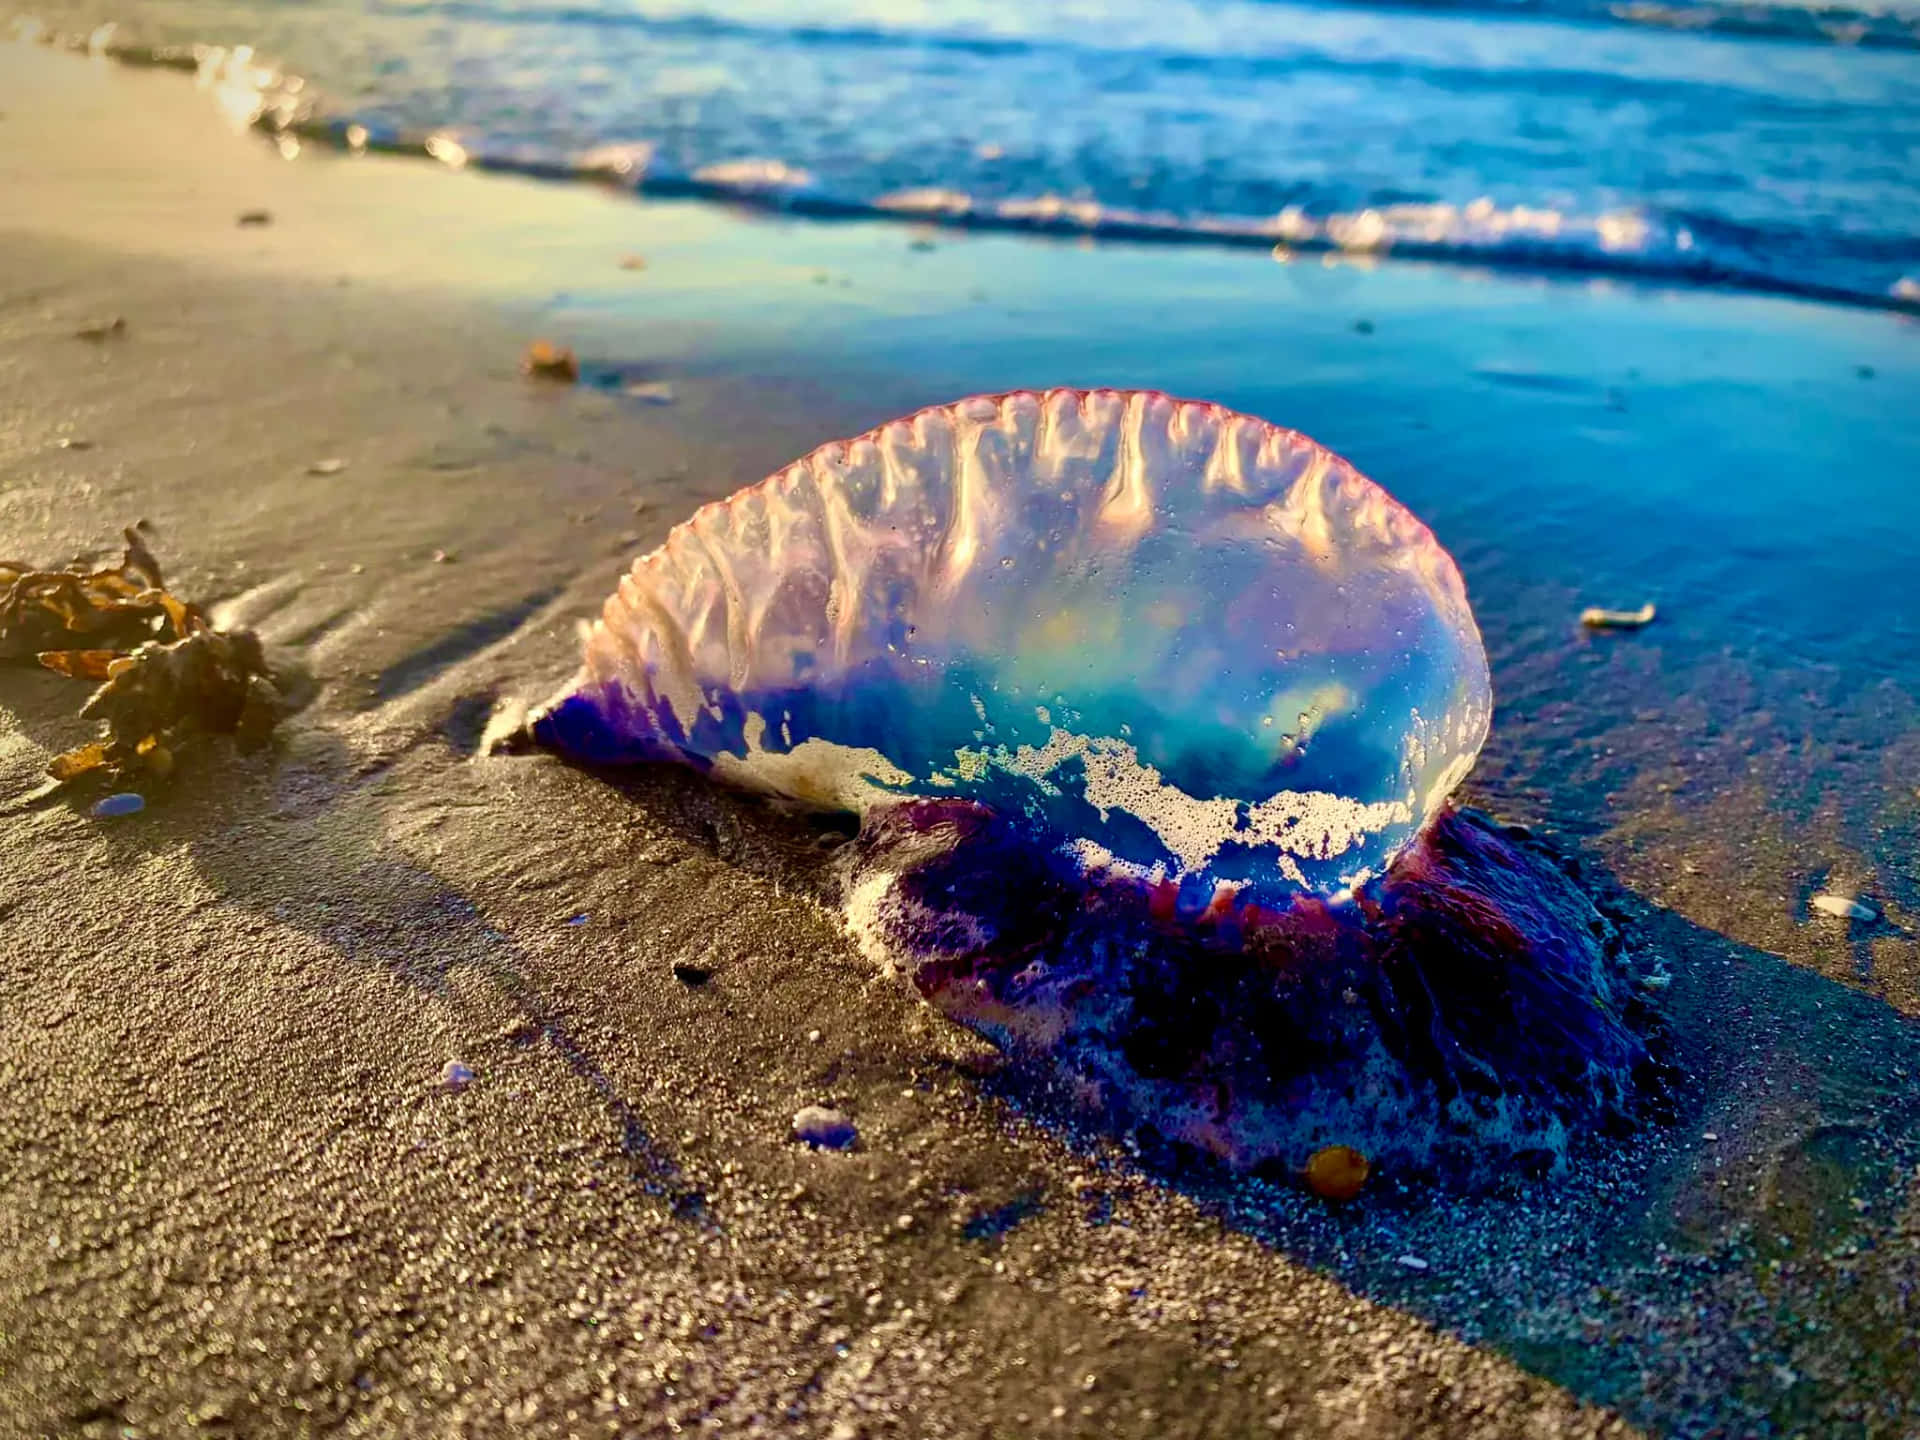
(843, 801, 1656, 1183)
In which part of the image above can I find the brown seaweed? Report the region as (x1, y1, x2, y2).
(0, 527, 178, 659)
(2, 531, 282, 783)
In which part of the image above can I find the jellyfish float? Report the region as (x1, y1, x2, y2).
(530, 390, 1659, 1187)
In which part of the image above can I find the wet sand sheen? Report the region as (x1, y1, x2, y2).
(2, 38, 1919, 1440)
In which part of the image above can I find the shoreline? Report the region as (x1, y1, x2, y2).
(3, 36, 1919, 1439)
(11, 15, 1920, 319)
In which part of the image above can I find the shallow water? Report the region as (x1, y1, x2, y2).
(16, 0, 1920, 308)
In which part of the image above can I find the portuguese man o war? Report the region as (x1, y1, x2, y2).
(530, 390, 1661, 1188)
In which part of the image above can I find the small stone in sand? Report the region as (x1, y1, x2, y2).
(793, 1106, 858, 1150)
(622, 381, 675, 405)
(1580, 602, 1657, 629)
(441, 1060, 475, 1092)
(237, 210, 272, 227)
(431, 549, 455, 564)
(90, 792, 145, 819)
(74, 317, 127, 342)
(1811, 892, 1878, 922)
(672, 962, 713, 986)
(1394, 1254, 1430, 1270)
(523, 341, 579, 383)
(1304, 1144, 1369, 1201)
(618, 254, 647, 271)
(308, 457, 347, 476)
(806, 1029, 824, 1044)
(57, 437, 94, 451)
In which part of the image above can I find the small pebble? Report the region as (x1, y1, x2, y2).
(1394, 1254, 1429, 1270)
(74, 317, 127, 342)
(792, 1105, 858, 1150)
(1811, 892, 1877, 922)
(895, 1213, 915, 1232)
(431, 549, 455, 564)
(237, 209, 272, 227)
(1702, 1131, 1718, 1142)
(1304, 1144, 1369, 1202)
(441, 1061, 475, 1092)
(806, 1029, 824, 1044)
(308, 457, 348, 476)
(90, 792, 145, 819)
(523, 340, 579, 383)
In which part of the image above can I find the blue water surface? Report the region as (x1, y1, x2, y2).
(21, 0, 1920, 307)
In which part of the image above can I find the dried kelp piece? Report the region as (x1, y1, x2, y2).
(47, 740, 111, 783)
(37, 648, 121, 681)
(0, 528, 186, 660)
(44, 626, 279, 782)
(5, 530, 284, 784)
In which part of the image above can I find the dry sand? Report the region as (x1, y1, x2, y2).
(2, 39, 1918, 1440)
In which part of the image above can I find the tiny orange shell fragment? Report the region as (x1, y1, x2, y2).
(1304, 1144, 1369, 1201)
(523, 340, 579, 383)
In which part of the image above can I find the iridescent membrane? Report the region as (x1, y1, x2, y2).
(531, 389, 1491, 907)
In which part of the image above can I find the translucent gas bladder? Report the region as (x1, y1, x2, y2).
(532, 389, 1491, 906)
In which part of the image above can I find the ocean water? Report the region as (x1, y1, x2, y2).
(16, 0, 1920, 310)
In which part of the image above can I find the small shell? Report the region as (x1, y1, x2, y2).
(1810, 892, 1877, 922)
(1580, 602, 1656, 629)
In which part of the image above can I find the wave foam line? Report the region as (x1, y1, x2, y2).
(18, 17, 1920, 318)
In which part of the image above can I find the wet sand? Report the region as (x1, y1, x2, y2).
(3, 39, 1918, 1440)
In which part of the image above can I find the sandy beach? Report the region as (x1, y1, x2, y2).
(3, 36, 1919, 1439)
